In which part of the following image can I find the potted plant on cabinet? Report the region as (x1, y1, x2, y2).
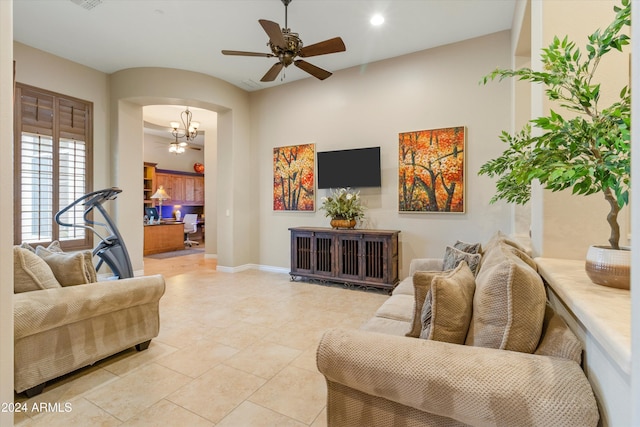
(478, 0, 631, 289)
(320, 187, 365, 229)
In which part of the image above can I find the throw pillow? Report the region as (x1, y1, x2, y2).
(38, 240, 97, 283)
(484, 230, 531, 256)
(19, 242, 36, 253)
(14, 246, 61, 293)
(405, 270, 448, 338)
(419, 261, 476, 344)
(442, 246, 481, 276)
(465, 253, 546, 354)
(453, 240, 482, 254)
(43, 240, 64, 253)
(82, 251, 98, 283)
(35, 246, 96, 286)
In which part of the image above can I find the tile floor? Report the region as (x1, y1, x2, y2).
(14, 253, 389, 426)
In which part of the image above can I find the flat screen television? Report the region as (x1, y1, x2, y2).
(317, 147, 381, 189)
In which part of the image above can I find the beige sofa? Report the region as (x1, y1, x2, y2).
(317, 233, 599, 426)
(13, 245, 165, 396)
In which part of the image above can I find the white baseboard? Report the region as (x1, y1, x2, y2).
(257, 265, 289, 274)
(216, 264, 289, 274)
(216, 264, 253, 273)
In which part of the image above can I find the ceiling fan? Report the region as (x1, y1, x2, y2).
(221, 0, 346, 82)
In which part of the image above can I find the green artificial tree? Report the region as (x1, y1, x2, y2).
(479, 0, 630, 250)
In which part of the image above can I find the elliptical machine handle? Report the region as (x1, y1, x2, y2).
(55, 187, 122, 227)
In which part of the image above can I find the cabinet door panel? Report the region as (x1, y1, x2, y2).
(363, 237, 388, 283)
(313, 233, 335, 278)
(184, 177, 195, 203)
(194, 176, 204, 204)
(170, 175, 184, 203)
(338, 235, 361, 280)
(291, 232, 313, 275)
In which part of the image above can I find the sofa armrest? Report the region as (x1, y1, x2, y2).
(317, 328, 598, 427)
(14, 274, 166, 339)
(408, 258, 444, 275)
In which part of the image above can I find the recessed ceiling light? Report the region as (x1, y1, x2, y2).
(370, 14, 385, 26)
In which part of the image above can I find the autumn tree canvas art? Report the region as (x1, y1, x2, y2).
(399, 127, 465, 212)
(273, 143, 315, 211)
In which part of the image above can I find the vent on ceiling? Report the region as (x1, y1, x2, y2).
(70, 0, 103, 10)
(241, 79, 262, 89)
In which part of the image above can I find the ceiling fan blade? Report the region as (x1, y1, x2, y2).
(299, 37, 346, 58)
(221, 50, 274, 58)
(294, 60, 332, 80)
(261, 62, 285, 82)
(259, 19, 287, 50)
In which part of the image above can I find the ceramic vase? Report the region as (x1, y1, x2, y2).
(585, 245, 630, 290)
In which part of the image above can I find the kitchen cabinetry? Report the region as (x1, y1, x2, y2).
(155, 169, 204, 206)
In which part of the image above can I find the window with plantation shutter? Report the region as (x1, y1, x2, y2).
(14, 83, 93, 250)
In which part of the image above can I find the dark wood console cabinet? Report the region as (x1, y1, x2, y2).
(289, 227, 400, 291)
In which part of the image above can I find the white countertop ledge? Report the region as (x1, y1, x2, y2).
(535, 258, 631, 375)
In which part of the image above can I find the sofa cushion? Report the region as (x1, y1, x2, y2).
(406, 270, 449, 338)
(374, 294, 414, 322)
(465, 247, 546, 354)
(419, 261, 476, 344)
(14, 247, 62, 293)
(36, 246, 97, 286)
(361, 316, 411, 336)
(442, 246, 481, 276)
(534, 304, 583, 364)
(392, 277, 414, 296)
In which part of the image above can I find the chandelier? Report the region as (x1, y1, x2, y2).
(170, 107, 200, 143)
(169, 135, 187, 154)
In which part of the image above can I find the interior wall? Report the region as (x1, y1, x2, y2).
(512, 0, 531, 240)
(113, 100, 145, 272)
(631, 3, 640, 423)
(143, 133, 205, 172)
(0, 1, 13, 424)
(250, 31, 513, 277)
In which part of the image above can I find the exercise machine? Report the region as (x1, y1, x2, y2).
(55, 187, 134, 279)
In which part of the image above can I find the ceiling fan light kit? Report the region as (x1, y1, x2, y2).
(169, 136, 186, 154)
(222, 0, 346, 83)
